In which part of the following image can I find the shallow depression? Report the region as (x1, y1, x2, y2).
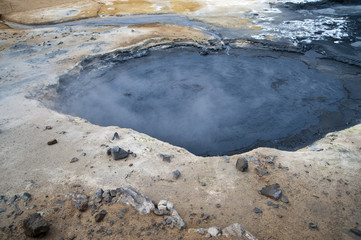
(53, 47, 357, 156)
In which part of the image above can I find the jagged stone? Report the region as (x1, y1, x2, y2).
(95, 210, 107, 222)
(117, 186, 155, 215)
(156, 200, 185, 229)
(66, 191, 89, 211)
(23, 213, 50, 237)
(93, 188, 104, 203)
(260, 183, 283, 200)
(236, 157, 248, 172)
(111, 146, 129, 160)
(207, 227, 221, 237)
(222, 223, 257, 240)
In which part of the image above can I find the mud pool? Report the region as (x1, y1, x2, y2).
(51, 46, 361, 156)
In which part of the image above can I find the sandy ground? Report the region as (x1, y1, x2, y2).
(0, 1, 361, 240)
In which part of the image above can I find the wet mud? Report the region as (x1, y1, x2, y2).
(51, 44, 361, 156)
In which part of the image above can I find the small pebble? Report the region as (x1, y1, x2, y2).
(47, 139, 58, 145)
(70, 157, 79, 163)
(309, 222, 318, 229)
(253, 208, 262, 214)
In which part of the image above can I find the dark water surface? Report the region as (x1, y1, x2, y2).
(53, 47, 361, 155)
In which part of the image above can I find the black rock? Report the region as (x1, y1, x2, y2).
(95, 210, 107, 222)
(253, 207, 263, 214)
(103, 190, 112, 203)
(106, 148, 111, 155)
(0, 208, 6, 213)
(47, 139, 57, 145)
(236, 157, 248, 172)
(110, 190, 117, 197)
(216, 203, 221, 208)
(173, 170, 181, 180)
(255, 166, 269, 177)
(95, 188, 104, 203)
(15, 210, 24, 215)
(160, 154, 173, 163)
(76, 202, 88, 212)
(70, 157, 79, 163)
(309, 222, 318, 229)
(23, 213, 50, 237)
(281, 196, 289, 204)
(350, 228, 361, 236)
(20, 192, 32, 202)
(6, 195, 17, 205)
(260, 184, 283, 200)
(112, 132, 120, 140)
(111, 146, 129, 160)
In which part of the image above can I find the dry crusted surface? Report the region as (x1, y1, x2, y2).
(0, 0, 266, 28)
(0, 1, 361, 240)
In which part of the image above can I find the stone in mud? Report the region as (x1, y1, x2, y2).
(47, 139, 57, 145)
(103, 190, 112, 203)
(281, 196, 289, 204)
(253, 208, 262, 214)
(350, 228, 361, 236)
(94, 188, 104, 203)
(173, 170, 181, 180)
(222, 223, 257, 240)
(255, 166, 269, 176)
(207, 227, 221, 237)
(309, 222, 318, 229)
(111, 146, 129, 160)
(260, 184, 283, 200)
(20, 192, 32, 202)
(308, 145, 323, 151)
(76, 202, 88, 212)
(117, 186, 155, 215)
(7, 195, 17, 205)
(236, 157, 248, 172)
(70, 157, 79, 163)
(112, 132, 120, 140)
(159, 154, 173, 163)
(95, 210, 107, 222)
(0, 208, 6, 213)
(23, 213, 50, 237)
(156, 200, 185, 229)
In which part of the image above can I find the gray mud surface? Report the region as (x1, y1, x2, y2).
(51, 46, 361, 156)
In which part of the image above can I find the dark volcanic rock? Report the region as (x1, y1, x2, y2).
(23, 213, 50, 237)
(260, 183, 283, 200)
(173, 170, 181, 180)
(255, 166, 269, 176)
(95, 210, 107, 222)
(112, 132, 120, 140)
(236, 157, 248, 172)
(350, 228, 361, 236)
(70, 157, 79, 163)
(111, 146, 129, 160)
(7, 195, 17, 205)
(20, 192, 32, 202)
(76, 202, 88, 212)
(47, 139, 57, 145)
(160, 154, 173, 163)
(309, 222, 318, 229)
(253, 207, 263, 214)
(281, 196, 289, 204)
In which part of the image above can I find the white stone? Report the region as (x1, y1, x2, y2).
(207, 227, 221, 237)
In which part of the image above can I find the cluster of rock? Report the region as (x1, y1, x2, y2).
(66, 185, 186, 229)
(195, 223, 257, 239)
